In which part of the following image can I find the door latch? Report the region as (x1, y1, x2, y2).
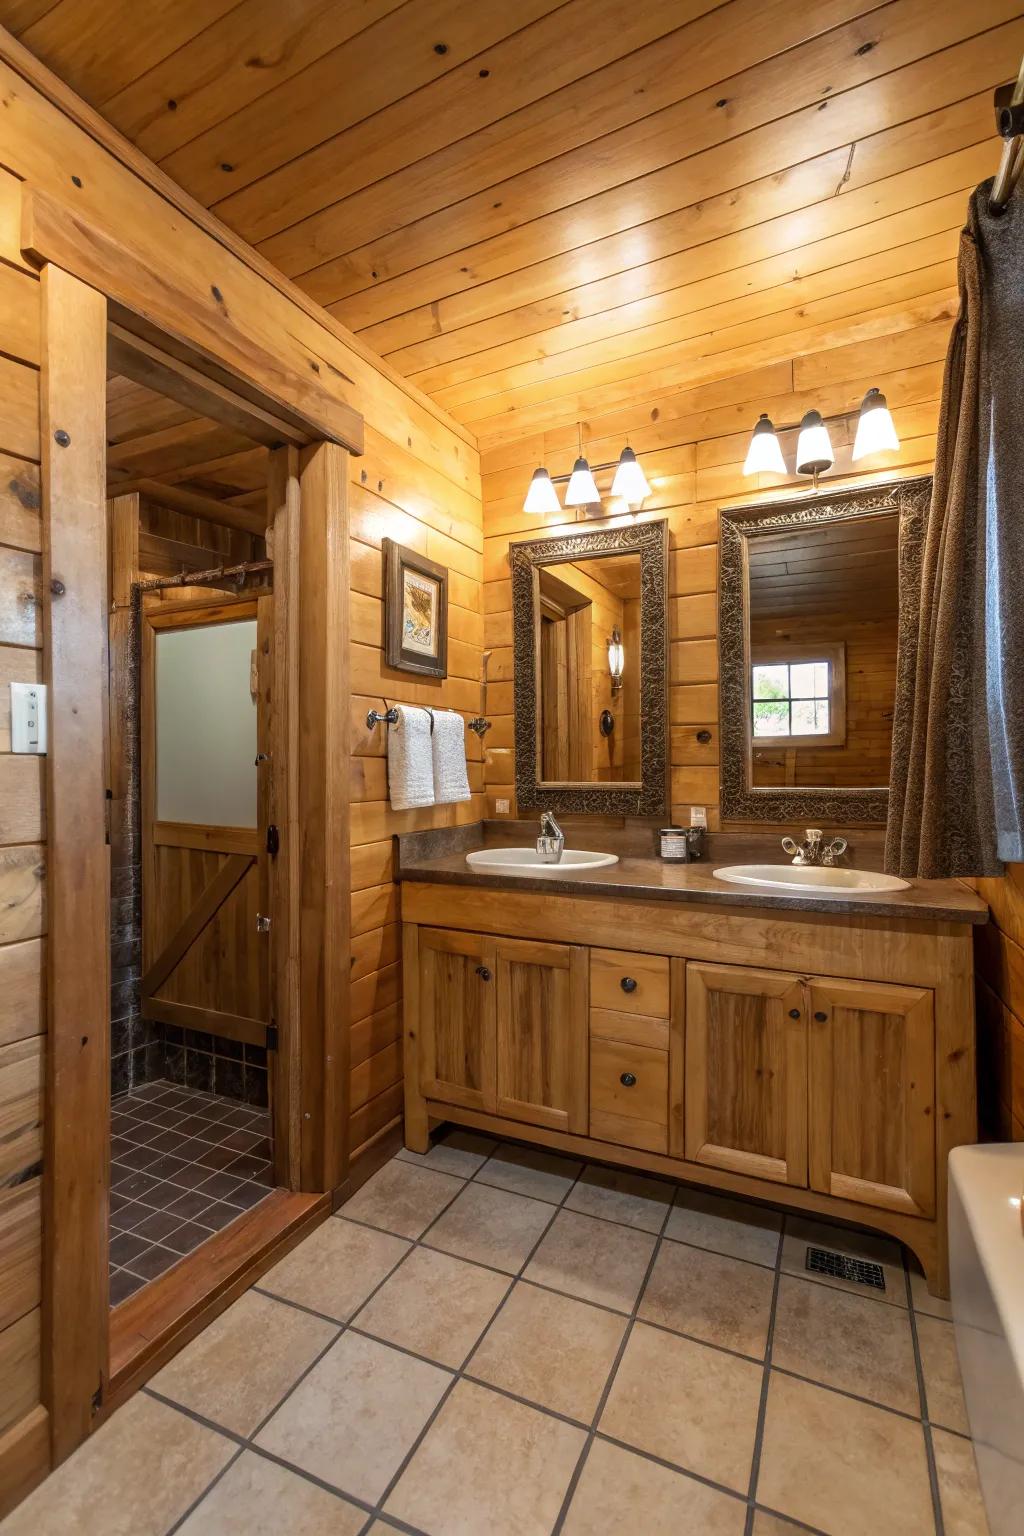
(266, 824, 280, 857)
(256, 913, 271, 933)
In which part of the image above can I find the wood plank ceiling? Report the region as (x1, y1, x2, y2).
(5, 0, 1019, 452)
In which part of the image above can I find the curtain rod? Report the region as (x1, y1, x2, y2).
(990, 54, 1024, 213)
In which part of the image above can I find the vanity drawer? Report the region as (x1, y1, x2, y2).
(591, 949, 670, 1018)
(590, 1038, 668, 1154)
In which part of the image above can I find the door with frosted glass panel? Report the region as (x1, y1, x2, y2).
(139, 597, 273, 1107)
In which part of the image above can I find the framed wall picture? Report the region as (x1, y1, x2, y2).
(383, 538, 449, 679)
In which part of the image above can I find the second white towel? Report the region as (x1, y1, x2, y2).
(431, 709, 471, 804)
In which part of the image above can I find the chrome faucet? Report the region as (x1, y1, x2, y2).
(781, 828, 848, 867)
(537, 810, 565, 864)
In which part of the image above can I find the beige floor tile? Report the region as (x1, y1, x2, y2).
(468, 1280, 626, 1422)
(524, 1208, 656, 1311)
(0, 1393, 233, 1536)
(339, 1158, 463, 1239)
(150, 1289, 337, 1436)
(932, 1426, 991, 1536)
(564, 1164, 674, 1233)
(665, 1186, 782, 1268)
(177, 1450, 366, 1534)
(771, 1273, 920, 1413)
(563, 1437, 747, 1535)
(396, 1129, 497, 1178)
(354, 1245, 510, 1367)
(909, 1262, 954, 1321)
(426, 1180, 554, 1273)
(640, 1239, 774, 1359)
(917, 1314, 970, 1433)
(476, 1142, 583, 1203)
(255, 1331, 449, 1503)
(599, 1321, 762, 1493)
(751, 1514, 808, 1534)
(781, 1215, 907, 1306)
(259, 1217, 409, 1321)
(757, 1371, 933, 1536)
(385, 1378, 584, 1536)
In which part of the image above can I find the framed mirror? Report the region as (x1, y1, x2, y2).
(719, 477, 929, 824)
(510, 520, 669, 817)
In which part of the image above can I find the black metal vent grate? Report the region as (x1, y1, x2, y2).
(805, 1246, 885, 1290)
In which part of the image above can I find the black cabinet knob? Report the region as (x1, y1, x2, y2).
(476, 966, 492, 982)
(620, 1072, 637, 1087)
(788, 1008, 801, 1020)
(620, 976, 638, 994)
(814, 1010, 828, 1022)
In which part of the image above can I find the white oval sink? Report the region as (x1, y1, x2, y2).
(466, 847, 619, 876)
(713, 863, 909, 894)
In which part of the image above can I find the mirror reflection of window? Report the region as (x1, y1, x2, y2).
(155, 618, 258, 827)
(536, 551, 642, 785)
(748, 513, 898, 789)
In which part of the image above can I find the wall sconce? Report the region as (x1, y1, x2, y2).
(608, 627, 624, 695)
(523, 425, 652, 514)
(741, 388, 899, 482)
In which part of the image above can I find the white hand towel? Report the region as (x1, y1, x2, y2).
(387, 706, 435, 811)
(431, 709, 471, 804)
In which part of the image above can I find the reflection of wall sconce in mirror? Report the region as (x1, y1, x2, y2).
(599, 709, 615, 737)
(608, 627, 624, 695)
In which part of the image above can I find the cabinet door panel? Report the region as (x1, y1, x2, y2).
(685, 963, 807, 1186)
(418, 928, 496, 1112)
(495, 938, 588, 1133)
(808, 978, 935, 1217)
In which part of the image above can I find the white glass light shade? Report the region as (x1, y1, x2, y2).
(607, 628, 624, 680)
(795, 410, 834, 476)
(523, 466, 561, 514)
(610, 446, 651, 502)
(851, 388, 900, 461)
(742, 414, 787, 476)
(564, 456, 600, 507)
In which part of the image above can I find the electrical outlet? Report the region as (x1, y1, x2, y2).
(495, 798, 510, 815)
(689, 805, 708, 829)
(10, 682, 47, 754)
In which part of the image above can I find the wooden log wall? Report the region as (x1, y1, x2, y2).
(974, 868, 1024, 1142)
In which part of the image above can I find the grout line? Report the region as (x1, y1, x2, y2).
(904, 1254, 945, 1536)
(743, 1210, 786, 1535)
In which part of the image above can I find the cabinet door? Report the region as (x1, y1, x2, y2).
(418, 928, 496, 1112)
(808, 977, 935, 1217)
(495, 938, 588, 1133)
(685, 963, 808, 1186)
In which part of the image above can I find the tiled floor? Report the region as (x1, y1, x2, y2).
(109, 1079, 275, 1306)
(8, 1132, 990, 1536)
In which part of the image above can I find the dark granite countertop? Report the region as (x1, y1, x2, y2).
(395, 822, 988, 925)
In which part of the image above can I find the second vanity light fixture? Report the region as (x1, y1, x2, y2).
(742, 388, 900, 480)
(523, 424, 651, 513)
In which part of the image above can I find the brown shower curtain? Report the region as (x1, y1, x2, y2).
(886, 190, 1001, 878)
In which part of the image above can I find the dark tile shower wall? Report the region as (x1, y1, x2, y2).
(162, 1025, 270, 1108)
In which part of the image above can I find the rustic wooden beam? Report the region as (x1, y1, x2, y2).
(123, 477, 265, 537)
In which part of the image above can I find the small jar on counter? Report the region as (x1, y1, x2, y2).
(659, 826, 705, 861)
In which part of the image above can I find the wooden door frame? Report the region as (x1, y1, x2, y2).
(37, 242, 357, 1466)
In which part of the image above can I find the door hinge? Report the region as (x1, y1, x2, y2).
(266, 1023, 279, 1051)
(266, 823, 280, 858)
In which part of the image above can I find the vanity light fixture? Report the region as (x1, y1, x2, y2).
(795, 409, 835, 477)
(742, 414, 787, 476)
(851, 387, 900, 461)
(607, 627, 624, 694)
(521, 423, 652, 513)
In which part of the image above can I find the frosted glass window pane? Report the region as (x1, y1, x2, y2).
(156, 619, 257, 827)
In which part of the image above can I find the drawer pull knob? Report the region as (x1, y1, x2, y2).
(788, 1008, 801, 1020)
(475, 965, 492, 982)
(620, 1072, 637, 1087)
(620, 976, 638, 993)
(814, 1010, 828, 1022)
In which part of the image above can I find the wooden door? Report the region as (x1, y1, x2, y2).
(140, 598, 271, 1056)
(685, 963, 808, 1186)
(495, 938, 588, 1133)
(418, 928, 497, 1112)
(808, 978, 935, 1217)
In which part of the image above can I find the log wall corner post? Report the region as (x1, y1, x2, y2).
(39, 264, 110, 1463)
(298, 442, 351, 1193)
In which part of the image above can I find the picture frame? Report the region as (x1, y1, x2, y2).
(382, 538, 449, 679)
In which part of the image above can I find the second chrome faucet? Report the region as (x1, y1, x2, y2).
(781, 827, 848, 867)
(536, 810, 565, 864)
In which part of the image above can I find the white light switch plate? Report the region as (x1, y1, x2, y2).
(10, 682, 47, 754)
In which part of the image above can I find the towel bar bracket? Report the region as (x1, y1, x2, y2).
(366, 706, 399, 729)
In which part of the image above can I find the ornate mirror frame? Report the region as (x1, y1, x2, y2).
(511, 519, 669, 817)
(719, 476, 930, 824)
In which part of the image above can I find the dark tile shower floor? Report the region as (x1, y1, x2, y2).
(109, 1079, 275, 1307)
